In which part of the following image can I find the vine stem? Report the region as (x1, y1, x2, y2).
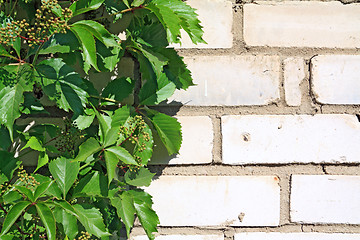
(93, 5, 145, 21)
(89, 95, 122, 104)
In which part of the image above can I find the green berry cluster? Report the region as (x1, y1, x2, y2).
(0, 21, 21, 46)
(55, 118, 83, 157)
(0, 0, 72, 47)
(17, 165, 40, 190)
(118, 115, 151, 168)
(0, 68, 18, 87)
(77, 231, 92, 240)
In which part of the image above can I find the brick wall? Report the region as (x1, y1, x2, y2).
(130, 0, 360, 239)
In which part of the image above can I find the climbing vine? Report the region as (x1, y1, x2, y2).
(0, 0, 205, 239)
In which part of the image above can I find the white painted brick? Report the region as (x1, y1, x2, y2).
(144, 176, 280, 226)
(311, 55, 360, 104)
(222, 114, 360, 164)
(244, 2, 360, 48)
(132, 235, 224, 240)
(172, 0, 233, 48)
(235, 232, 360, 240)
(169, 55, 280, 106)
(291, 175, 360, 224)
(150, 116, 213, 165)
(284, 58, 305, 106)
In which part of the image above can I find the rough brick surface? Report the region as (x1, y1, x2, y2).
(172, 0, 233, 48)
(311, 55, 360, 104)
(222, 114, 360, 164)
(169, 55, 280, 106)
(132, 235, 224, 240)
(284, 58, 305, 106)
(145, 176, 280, 226)
(150, 116, 213, 165)
(243, 2, 360, 48)
(235, 233, 360, 240)
(291, 175, 360, 224)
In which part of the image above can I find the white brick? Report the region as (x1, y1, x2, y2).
(150, 116, 213, 165)
(291, 175, 360, 224)
(222, 114, 360, 164)
(172, 0, 233, 48)
(235, 232, 360, 240)
(169, 56, 280, 106)
(244, 2, 360, 48)
(284, 58, 305, 106)
(145, 176, 280, 226)
(132, 235, 224, 240)
(311, 55, 360, 104)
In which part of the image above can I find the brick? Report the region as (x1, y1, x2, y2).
(243, 2, 360, 48)
(311, 55, 360, 104)
(235, 232, 360, 240)
(222, 114, 360, 164)
(144, 176, 280, 226)
(150, 116, 213, 165)
(132, 235, 224, 240)
(284, 58, 305, 106)
(169, 55, 280, 106)
(291, 175, 360, 224)
(172, 0, 233, 48)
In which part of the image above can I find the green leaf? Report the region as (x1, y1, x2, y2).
(22, 93, 48, 115)
(139, 72, 176, 105)
(111, 105, 131, 128)
(3, 191, 22, 204)
(125, 167, 155, 187)
(70, 25, 99, 73)
(33, 181, 53, 201)
(0, 127, 11, 151)
(103, 151, 119, 184)
(35, 58, 89, 116)
(21, 136, 45, 152)
(133, 121, 153, 165)
(34, 175, 62, 199)
(70, 0, 105, 16)
(93, 107, 111, 144)
(130, 190, 159, 240)
(0, 201, 31, 236)
(73, 108, 95, 130)
(0, 234, 15, 240)
(53, 207, 78, 240)
(73, 204, 110, 238)
(159, 48, 194, 90)
(105, 146, 139, 165)
(146, 2, 182, 44)
(48, 157, 80, 198)
(132, 0, 144, 7)
(0, 151, 19, 181)
(110, 191, 135, 237)
(74, 138, 102, 162)
(15, 186, 34, 202)
(150, 0, 205, 44)
(72, 20, 118, 47)
(35, 203, 56, 240)
(146, 109, 182, 155)
(0, 65, 34, 139)
(0, 45, 13, 59)
(96, 40, 122, 72)
(35, 152, 49, 172)
(73, 171, 108, 197)
(39, 32, 79, 55)
(102, 77, 135, 102)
